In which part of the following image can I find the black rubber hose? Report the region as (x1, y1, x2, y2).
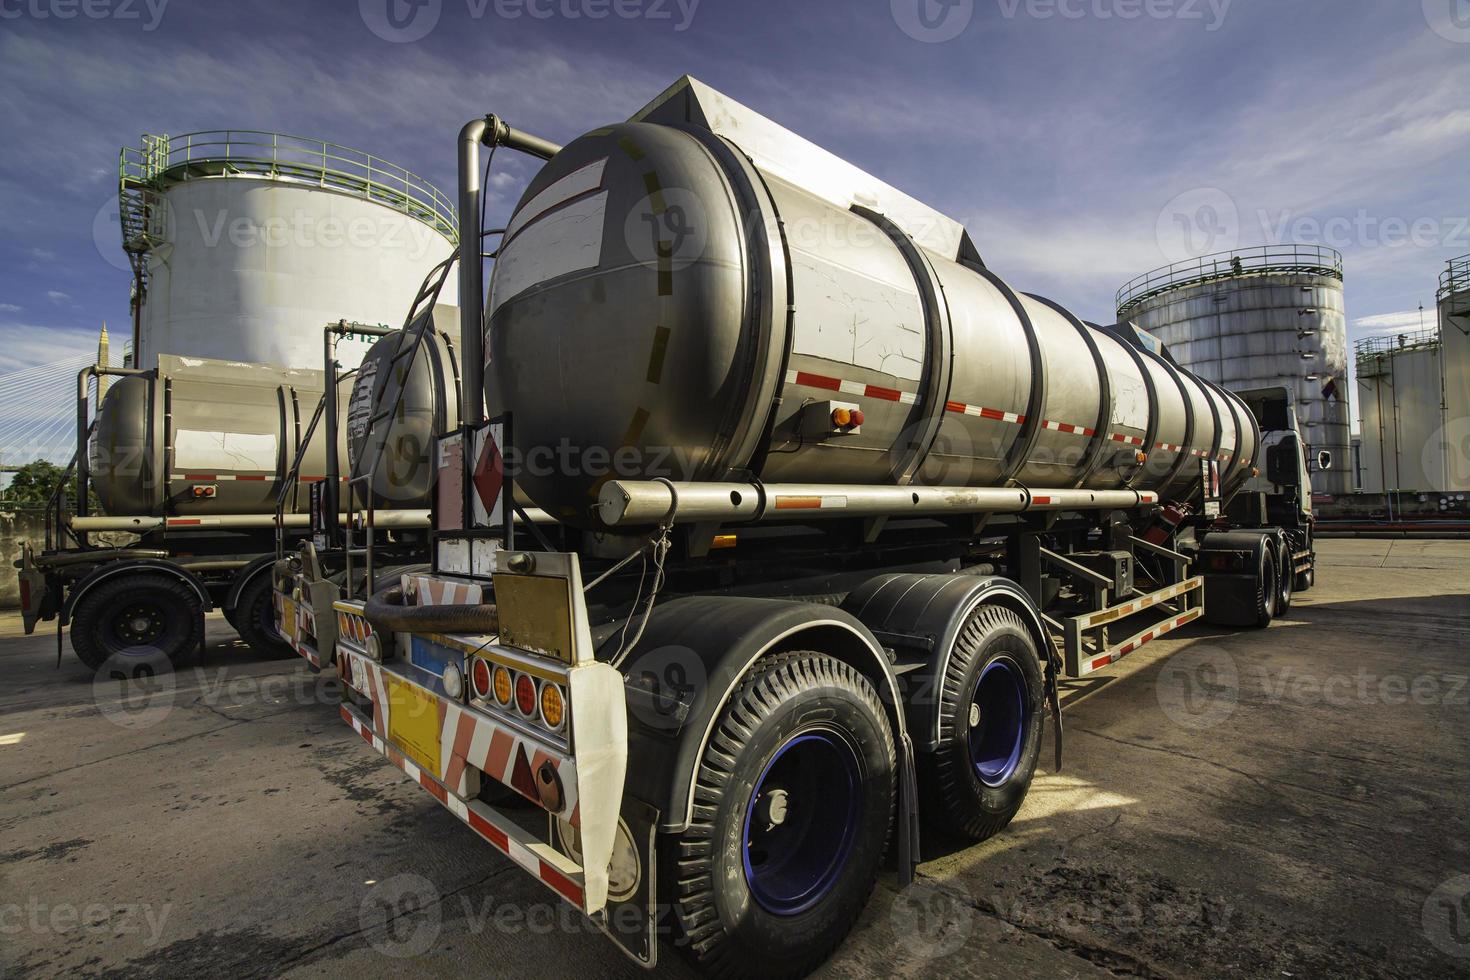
(364, 582, 499, 634)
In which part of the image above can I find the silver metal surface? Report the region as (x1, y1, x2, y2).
(484, 79, 1255, 527)
(1118, 247, 1350, 494)
(89, 354, 347, 517)
(596, 480, 1159, 528)
(345, 311, 461, 508)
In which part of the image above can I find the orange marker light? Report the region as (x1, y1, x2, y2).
(493, 665, 513, 705)
(540, 683, 564, 729)
(831, 407, 852, 427)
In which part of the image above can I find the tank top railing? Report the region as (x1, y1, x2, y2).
(119, 131, 457, 243)
(1439, 254, 1470, 304)
(1117, 245, 1344, 319)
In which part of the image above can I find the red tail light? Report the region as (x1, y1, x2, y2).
(515, 674, 537, 717)
(471, 658, 492, 699)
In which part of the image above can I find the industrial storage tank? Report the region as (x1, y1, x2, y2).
(1116, 247, 1351, 495)
(1356, 330, 1446, 493)
(346, 306, 462, 508)
(1440, 255, 1470, 491)
(118, 131, 457, 370)
(484, 78, 1257, 525)
(89, 355, 348, 517)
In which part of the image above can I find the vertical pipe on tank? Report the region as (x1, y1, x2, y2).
(323, 325, 343, 540)
(458, 118, 491, 427)
(457, 116, 562, 426)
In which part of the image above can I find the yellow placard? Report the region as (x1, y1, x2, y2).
(279, 597, 297, 642)
(387, 677, 442, 777)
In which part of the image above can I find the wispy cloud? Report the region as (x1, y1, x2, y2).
(1352, 310, 1437, 335)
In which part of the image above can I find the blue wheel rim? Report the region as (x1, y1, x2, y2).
(969, 658, 1028, 787)
(741, 730, 861, 916)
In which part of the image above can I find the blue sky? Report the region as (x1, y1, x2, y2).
(1, 0, 1467, 458)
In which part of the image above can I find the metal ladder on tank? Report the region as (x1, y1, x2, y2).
(344, 250, 458, 599)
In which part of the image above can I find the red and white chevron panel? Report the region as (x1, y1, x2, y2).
(342, 650, 581, 827)
(1078, 607, 1203, 677)
(340, 703, 585, 910)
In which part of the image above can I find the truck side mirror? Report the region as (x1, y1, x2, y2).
(1315, 450, 1332, 471)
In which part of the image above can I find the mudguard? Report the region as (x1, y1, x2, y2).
(62, 558, 213, 626)
(841, 573, 1054, 752)
(610, 595, 909, 836)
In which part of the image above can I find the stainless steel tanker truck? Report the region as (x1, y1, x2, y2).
(320, 77, 1317, 976)
(14, 314, 454, 672)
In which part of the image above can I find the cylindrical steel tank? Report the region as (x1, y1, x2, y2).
(1355, 331, 1446, 493)
(1116, 247, 1350, 494)
(1439, 255, 1470, 492)
(90, 355, 347, 517)
(484, 120, 1257, 525)
(119, 131, 457, 371)
(346, 306, 462, 508)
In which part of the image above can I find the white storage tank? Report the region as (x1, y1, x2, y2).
(118, 131, 457, 370)
(1440, 255, 1470, 491)
(1116, 247, 1351, 494)
(1355, 330, 1446, 493)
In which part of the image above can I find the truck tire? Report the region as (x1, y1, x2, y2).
(1252, 544, 1278, 627)
(920, 605, 1044, 843)
(1276, 545, 1293, 615)
(663, 651, 895, 979)
(1294, 567, 1314, 592)
(234, 573, 293, 658)
(71, 573, 204, 673)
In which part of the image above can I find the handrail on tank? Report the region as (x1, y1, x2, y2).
(272, 319, 395, 560)
(1438, 253, 1470, 303)
(118, 130, 459, 243)
(1116, 245, 1344, 319)
(1354, 328, 1441, 360)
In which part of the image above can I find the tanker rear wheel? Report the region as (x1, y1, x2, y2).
(235, 574, 294, 659)
(71, 573, 203, 673)
(661, 651, 895, 979)
(920, 605, 1044, 843)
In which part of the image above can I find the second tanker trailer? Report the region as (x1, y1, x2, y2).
(323, 77, 1317, 978)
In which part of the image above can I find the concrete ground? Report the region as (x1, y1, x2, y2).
(1, 538, 1467, 978)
